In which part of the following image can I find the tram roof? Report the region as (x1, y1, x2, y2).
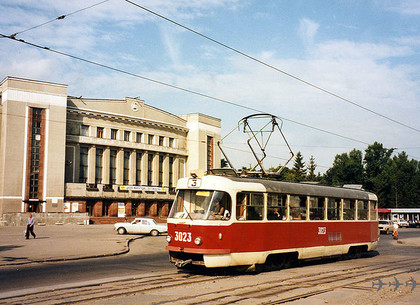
(222, 176, 376, 201)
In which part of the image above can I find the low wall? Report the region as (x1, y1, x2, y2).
(0, 212, 90, 226)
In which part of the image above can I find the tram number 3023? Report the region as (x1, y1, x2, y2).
(174, 231, 192, 242)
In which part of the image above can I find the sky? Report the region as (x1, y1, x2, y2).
(1, 0, 420, 174)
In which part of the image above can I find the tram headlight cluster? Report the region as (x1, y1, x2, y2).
(166, 235, 172, 243)
(194, 237, 202, 245)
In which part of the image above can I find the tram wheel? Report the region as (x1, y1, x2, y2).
(266, 255, 287, 270)
(347, 246, 362, 259)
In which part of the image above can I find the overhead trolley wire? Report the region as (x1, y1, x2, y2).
(9, 0, 110, 38)
(1, 33, 372, 147)
(124, 0, 420, 134)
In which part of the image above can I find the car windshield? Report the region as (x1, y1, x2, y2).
(169, 190, 231, 220)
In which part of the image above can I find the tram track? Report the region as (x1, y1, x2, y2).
(1, 257, 419, 304)
(161, 257, 420, 305)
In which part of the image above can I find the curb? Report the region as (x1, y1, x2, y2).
(0, 235, 144, 267)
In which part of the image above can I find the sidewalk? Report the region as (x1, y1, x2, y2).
(0, 224, 137, 267)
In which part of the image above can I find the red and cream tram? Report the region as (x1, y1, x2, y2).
(166, 172, 379, 269)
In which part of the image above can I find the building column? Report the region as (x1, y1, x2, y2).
(88, 146, 96, 184)
(138, 201, 145, 216)
(161, 202, 169, 217)
(109, 202, 118, 217)
(150, 201, 158, 217)
(125, 201, 132, 217)
(163, 154, 169, 187)
(78, 200, 87, 213)
(93, 200, 102, 217)
(173, 157, 180, 187)
(116, 148, 124, 185)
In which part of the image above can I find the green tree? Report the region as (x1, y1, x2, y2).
(324, 149, 364, 186)
(307, 155, 317, 181)
(387, 152, 420, 208)
(364, 142, 394, 192)
(321, 141, 420, 209)
(290, 151, 307, 182)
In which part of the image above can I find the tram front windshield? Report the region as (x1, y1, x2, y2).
(169, 190, 231, 220)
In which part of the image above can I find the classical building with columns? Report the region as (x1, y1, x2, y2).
(0, 76, 221, 224)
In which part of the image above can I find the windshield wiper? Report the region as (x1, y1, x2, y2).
(183, 203, 193, 221)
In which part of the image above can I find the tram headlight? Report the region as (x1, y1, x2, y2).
(166, 235, 172, 243)
(194, 237, 202, 246)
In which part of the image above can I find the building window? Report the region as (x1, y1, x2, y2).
(169, 137, 174, 148)
(136, 132, 142, 143)
(148, 134, 154, 145)
(123, 151, 130, 185)
(158, 155, 164, 186)
(29, 108, 42, 199)
(95, 148, 103, 184)
(136, 152, 142, 185)
(207, 136, 214, 171)
(109, 149, 117, 185)
(169, 156, 174, 187)
(124, 130, 131, 141)
(80, 125, 89, 136)
(111, 129, 117, 140)
(79, 147, 89, 183)
(147, 153, 153, 186)
(159, 136, 164, 146)
(97, 127, 104, 138)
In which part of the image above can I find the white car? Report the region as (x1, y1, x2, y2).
(378, 220, 393, 234)
(114, 218, 167, 236)
(397, 220, 409, 227)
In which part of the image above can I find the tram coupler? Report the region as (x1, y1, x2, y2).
(175, 259, 193, 268)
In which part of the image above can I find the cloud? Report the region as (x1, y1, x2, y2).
(1, 0, 419, 171)
(382, 0, 420, 15)
(298, 18, 319, 49)
(314, 40, 413, 60)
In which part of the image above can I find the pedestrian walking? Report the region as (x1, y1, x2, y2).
(392, 221, 399, 240)
(25, 213, 36, 239)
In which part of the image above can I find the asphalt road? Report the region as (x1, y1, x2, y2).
(0, 236, 172, 293)
(1, 228, 419, 295)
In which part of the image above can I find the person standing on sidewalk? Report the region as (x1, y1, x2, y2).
(26, 213, 36, 239)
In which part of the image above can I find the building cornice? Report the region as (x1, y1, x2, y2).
(67, 107, 189, 133)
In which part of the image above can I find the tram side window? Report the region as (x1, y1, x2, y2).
(370, 201, 378, 220)
(267, 193, 287, 220)
(171, 190, 186, 216)
(208, 191, 231, 220)
(343, 199, 355, 220)
(309, 197, 325, 220)
(290, 195, 307, 220)
(236, 192, 264, 221)
(327, 198, 341, 220)
(357, 200, 368, 220)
